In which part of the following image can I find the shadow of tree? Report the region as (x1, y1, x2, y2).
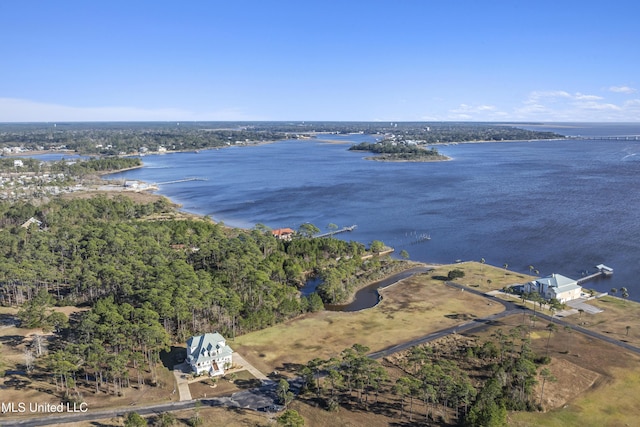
(233, 378, 263, 390)
(4, 375, 33, 390)
(0, 334, 25, 347)
(0, 313, 18, 326)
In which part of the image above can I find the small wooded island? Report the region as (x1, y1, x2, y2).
(349, 142, 449, 161)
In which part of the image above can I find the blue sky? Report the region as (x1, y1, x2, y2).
(1, 1, 639, 122)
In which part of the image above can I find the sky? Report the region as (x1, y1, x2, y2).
(1, 0, 639, 122)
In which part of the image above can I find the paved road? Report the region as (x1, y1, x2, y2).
(371, 280, 640, 359)
(369, 281, 522, 359)
(0, 400, 197, 427)
(4, 272, 640, 426)
(0, 380, 291, 427)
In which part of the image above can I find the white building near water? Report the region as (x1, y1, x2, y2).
(524, 273, 582, 303)
(186, 332, 233, 376)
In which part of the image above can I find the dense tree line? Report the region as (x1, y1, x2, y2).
(0, 196, 372, 334)
(65, 157, 142, 173)
(0, 196, 395, 399)
(0, 123, 287, 155)
(379, 123, 562, 144)
(0, 122, 563, 156)
(1, 157, 141, 178)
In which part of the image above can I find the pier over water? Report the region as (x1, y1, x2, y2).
(577, 264, 614, 285)
(154, 177, 208, 185)
(314, 225, 357, 238)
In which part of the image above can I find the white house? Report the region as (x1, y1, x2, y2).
(524, 273, 582, 303)
(186, 332, 233, 376)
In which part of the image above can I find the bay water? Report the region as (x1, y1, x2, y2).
(107, 123, 640, 300)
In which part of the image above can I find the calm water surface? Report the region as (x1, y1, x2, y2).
(107, 123, 640, 300)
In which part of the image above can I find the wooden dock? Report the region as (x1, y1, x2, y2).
(577, 264, 614, 285)
(314, 225, 357, 238)
(154, 177, 208, 185)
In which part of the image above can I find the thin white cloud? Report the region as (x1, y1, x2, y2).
(609, 86, 637, 94)
(573, 101, 621, 111)
(0, 98, 259, 122)
(513, 89, 638, 121)
(526, 91, 572, 103)
(574, 93, 603, 101)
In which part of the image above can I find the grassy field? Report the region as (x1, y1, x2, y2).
(445, 260, 535, 290)
(232, 264, 507, 376)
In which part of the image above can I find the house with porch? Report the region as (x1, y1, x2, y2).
(186, 332, 233, 376)
(524, 273, 582, 303)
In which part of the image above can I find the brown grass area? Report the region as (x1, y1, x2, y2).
(445, 261, 535, 291)
(509, 346, 640, 426)
(282, 311, 640, 427)
(560, 294, 640, 348)
(233, 265, 505, 376)
(463, 313, 640, 426)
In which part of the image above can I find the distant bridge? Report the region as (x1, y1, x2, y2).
(570, 135, 640, 141)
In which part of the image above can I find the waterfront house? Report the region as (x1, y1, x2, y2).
(186, 332, 233, 376)
(524, 273, 582, 303)
(272, 228, 295, 240)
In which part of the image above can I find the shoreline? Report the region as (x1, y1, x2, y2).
(93, 135, 563, 230)
(363, 154, 452, 162)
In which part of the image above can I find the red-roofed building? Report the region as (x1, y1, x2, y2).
(272, 228, 295, 240)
